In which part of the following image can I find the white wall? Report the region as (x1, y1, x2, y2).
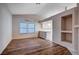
(0, 4, 12, 54)
(12, 15, 41, 39)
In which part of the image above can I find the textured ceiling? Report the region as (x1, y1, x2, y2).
(6, 3, 77, 20)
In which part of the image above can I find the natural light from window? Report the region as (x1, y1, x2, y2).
(20, 22, 35, 33)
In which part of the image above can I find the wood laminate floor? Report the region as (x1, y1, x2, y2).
(2, 38, 72, 55)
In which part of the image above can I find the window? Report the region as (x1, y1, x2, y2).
(20, 23, 27, 33)
(42, 21, 52, 31)
(28, 23, 35, 33)
(20, 22, 35, 33)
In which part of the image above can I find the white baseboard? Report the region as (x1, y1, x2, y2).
(0, 39, 12, 54)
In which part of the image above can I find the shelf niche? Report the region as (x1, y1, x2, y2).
(61, 33, 72, 43)
(61, 14, 72, 31)
(61, 14, 72, 43)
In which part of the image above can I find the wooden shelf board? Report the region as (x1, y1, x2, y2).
(62, 40, 72, 43)
(61, 31, 72, 33)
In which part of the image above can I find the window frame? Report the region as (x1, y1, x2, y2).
(19, 22, 35, 34)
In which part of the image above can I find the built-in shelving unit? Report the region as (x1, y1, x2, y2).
(61, 14, 72, 43)
(53, 7, 79, 54)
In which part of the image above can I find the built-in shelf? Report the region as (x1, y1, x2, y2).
(53, 7, 79, 53)
(62, 40, 72, 43)
(61, 33, 72, 43)
(61, 14, 72, 31)
(61, 31, 72, 33)
(61, 14, 72, 43)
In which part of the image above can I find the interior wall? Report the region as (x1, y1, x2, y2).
(12, 15, 41, 39)
(0, 4, 12, 54)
